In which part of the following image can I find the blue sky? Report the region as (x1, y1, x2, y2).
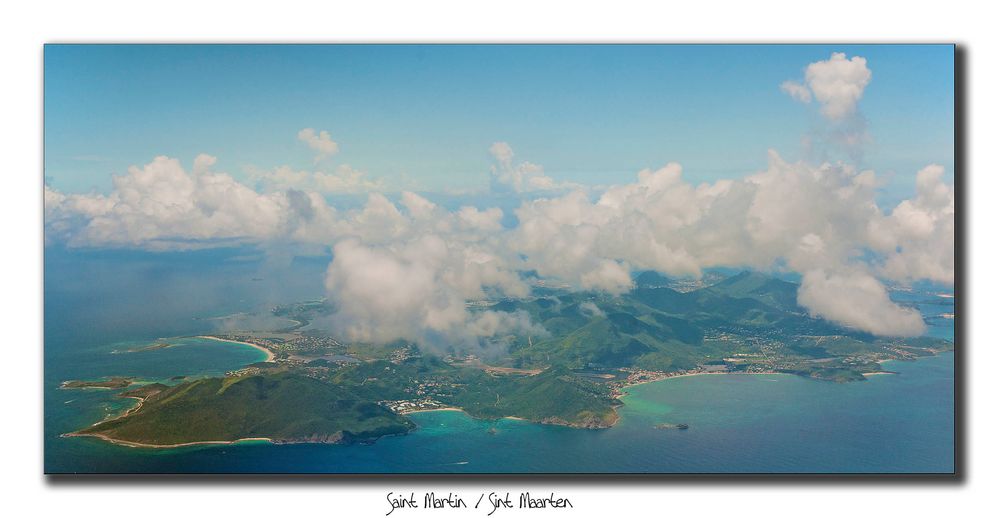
(44, 44, 953, 202)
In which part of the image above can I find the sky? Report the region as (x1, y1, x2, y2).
(44, 45, 953, 200)
(43, 45, 955, 344)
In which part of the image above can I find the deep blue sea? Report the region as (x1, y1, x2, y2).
(44, 248, 955, 474)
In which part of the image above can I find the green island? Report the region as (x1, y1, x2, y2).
(61, 377, 134, 389)
(64, 271, 953, 448)
(127, 342, 174, 353)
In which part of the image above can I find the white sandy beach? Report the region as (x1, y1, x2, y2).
(196, 335, 276, 362)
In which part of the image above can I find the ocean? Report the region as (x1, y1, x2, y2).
(44, 248, 955, 474)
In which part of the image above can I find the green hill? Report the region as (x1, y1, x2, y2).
(326, 357, 618, 428)
(77, 373, 414, 446)
(507, 270, 949, 372)
(447, 367, 618, 428)
(513, 304, 724, 371)
(634, 270, 672, 288)
(705, 270, 800, 311)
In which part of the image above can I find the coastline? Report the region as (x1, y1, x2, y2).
(402, 406, 616, 428)
(400, 406, 465, 415)
(64, 431, 275, 449)
(617, 354, 954, 390)
(621, 370, 786, 390)
(63, 335, 276, 450)
(402, 407, 529, 422)
(196, 335, 276, 362)
(64, 352, 951, 450)
(78, 394, 149, 429)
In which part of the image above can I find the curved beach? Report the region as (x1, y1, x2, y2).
(196, 335, 276, 362)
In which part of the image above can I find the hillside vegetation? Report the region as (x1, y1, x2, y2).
(79, 373, 414, 445)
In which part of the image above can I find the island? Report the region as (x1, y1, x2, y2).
(125, 342, 174, 353)
(61, 377, 134, 390)
(62, 270, 953, 448)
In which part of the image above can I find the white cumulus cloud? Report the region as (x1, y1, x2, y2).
(44, 155, 341, 250)
(780, 80, 812, 103)
(324, 236, 536, 353)
(873, 164, 955, 284)
(298, 128, 340, 162)
(506, 151, 951, 336)
(783, 52, 872, 122)
(489, 142, 580, 194)
(798, 269, 926, 336)
(44, 149, 953, 340)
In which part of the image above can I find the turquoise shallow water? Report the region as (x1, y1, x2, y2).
(45, 352, 954, 473)
(44, 248, 954, 473)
